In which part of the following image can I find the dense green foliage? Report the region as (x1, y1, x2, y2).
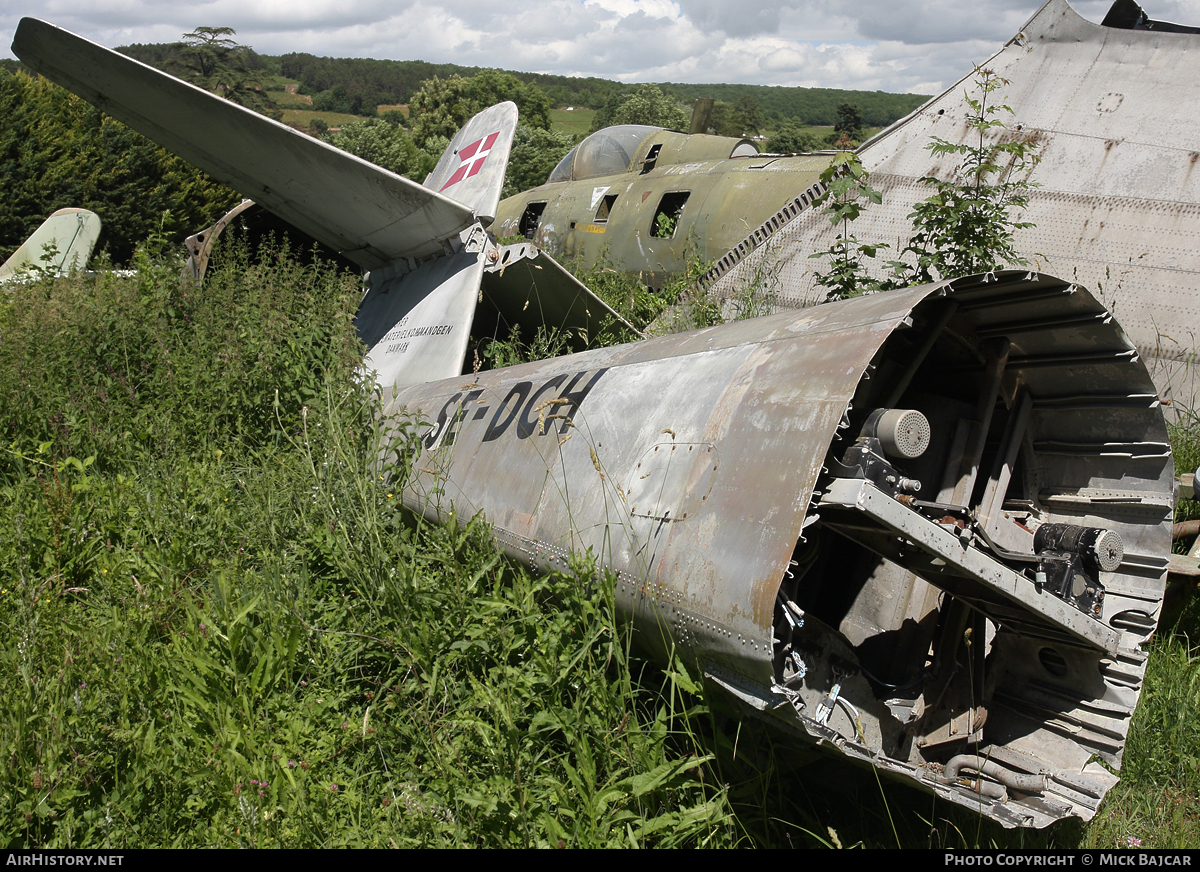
(408, 70, 552, 144)
(591, 84, 691, 132)
(2, 243, 1196, 848)
(807, 152, 890, 300)
(502, 126, 575, 198)
(807, 71, 1041, 298)
(662, 82, 927, 127)
(891, 69, 1039, 284)
(320, 119, 438, 182)
(120, 40, 928, 125)
(706, 94, 764, 138)
(0, 70, 240, 265)
(166, 28, 280, 119)
(766, 123, 825, 154)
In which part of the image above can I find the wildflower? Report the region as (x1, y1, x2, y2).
(288, 760, 297, 769)
(329, 783, 339, 792)
(300, 761, 310, 771)
(1126, 837, 1142, 848)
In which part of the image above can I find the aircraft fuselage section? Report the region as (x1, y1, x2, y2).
(384, 271, 1173, 827)
(495, 152, 831, 286)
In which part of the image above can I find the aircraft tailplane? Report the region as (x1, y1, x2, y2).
(0, 208, 101, 281)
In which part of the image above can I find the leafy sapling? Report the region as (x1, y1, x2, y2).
(809, 151, 889, 300)
(890, 67, 1042, 284)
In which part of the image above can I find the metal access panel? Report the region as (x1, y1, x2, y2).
(708, 0, 1200, 412)
(386, 271, 1172, 827)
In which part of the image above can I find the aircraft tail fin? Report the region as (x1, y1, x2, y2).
(424, 103, 518, 226)
(0, 208, 101, 281)
(357, 234, 635, 394)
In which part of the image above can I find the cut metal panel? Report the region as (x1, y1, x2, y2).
(706, 0, 1200, 411)
(479, 242, 637, 346)
(12, 18, 475, 269)
(393, 282, 932, 681)
(386, 271, 1173, 827)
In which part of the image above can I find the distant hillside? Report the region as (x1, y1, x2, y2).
(661, 82, 929, 127)
(113, 43, 929, 128)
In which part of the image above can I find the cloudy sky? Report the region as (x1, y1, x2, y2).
(4, 0, 1200, 94)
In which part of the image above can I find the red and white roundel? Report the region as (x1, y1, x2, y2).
(439, 131, 500, 192)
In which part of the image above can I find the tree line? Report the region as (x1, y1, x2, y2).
(119, 40, 929, 126)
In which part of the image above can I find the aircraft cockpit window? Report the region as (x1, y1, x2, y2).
(594, 194, 618, 223)
(546, 147, 578, 184)
(570, 125, 661, 181)
(650, 192, 690, 238)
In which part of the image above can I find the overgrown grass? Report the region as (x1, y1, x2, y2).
(549, 108, 594, 141)
(1, 245, 1197, 847)
(0, 249, 731, 847)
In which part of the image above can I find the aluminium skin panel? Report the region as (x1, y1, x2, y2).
(708, 0, 1200, 412)
(385, 272, 1173, 826)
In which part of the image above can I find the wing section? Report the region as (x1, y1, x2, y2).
(12, 17, 474, 270)
(0, 208, 101, 281)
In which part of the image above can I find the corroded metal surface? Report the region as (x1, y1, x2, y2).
(494, 128, 832, 286)
(389, 271, 1173, 827)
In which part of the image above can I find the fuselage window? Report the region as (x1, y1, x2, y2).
(519, 202, 547, 239)
(594, 194, 618, 223)
(650, 191, 690, 238)
(641, 144, 662, 174)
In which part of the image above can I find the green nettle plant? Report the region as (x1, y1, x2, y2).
(808, 150, 889, 301)
(891, 67, 1041, 284)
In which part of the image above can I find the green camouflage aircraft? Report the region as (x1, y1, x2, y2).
(493, 125, 833, 286)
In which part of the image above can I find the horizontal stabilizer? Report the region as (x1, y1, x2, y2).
(0, 208, 101, 281)
(12, 18, 475, 270)
(478, 243, 637, 350)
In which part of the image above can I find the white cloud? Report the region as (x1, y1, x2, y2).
(6, 0, 1200, 94)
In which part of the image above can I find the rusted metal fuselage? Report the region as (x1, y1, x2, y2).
(709, 0, 1200, 412)
(389, 272, 1172, 828)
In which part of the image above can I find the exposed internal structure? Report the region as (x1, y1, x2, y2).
(766, 275, 1172, 827)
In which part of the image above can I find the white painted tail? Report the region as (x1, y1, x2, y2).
(0, 208, 101, 281)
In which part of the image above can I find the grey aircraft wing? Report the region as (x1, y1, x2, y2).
(12, 17, 475, 270)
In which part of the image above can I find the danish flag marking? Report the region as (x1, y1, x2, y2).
(439, 131, 500, 192)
